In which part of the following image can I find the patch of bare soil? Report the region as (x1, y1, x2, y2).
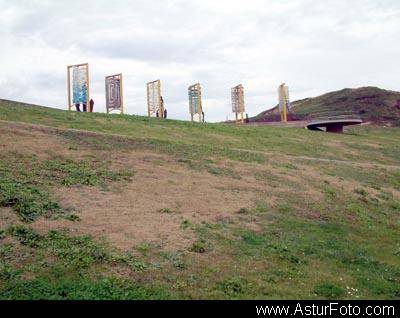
(0, 207, 18, 229)
(0, 122, 273, 251)
(0, 123, 90, 161)
(31, 151, 266, 251)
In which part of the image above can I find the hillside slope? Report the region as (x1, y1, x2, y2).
(0, 99, 399, 300)
(252, 87, 400, 125)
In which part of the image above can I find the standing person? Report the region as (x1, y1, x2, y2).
(82, 103, 87, 112)
(164, 108, 167, 119)
(89, 99, 94, 112)
(202, 111, 205, 123)
(75, 103, 81, 112)
(160, 96, 164, 118)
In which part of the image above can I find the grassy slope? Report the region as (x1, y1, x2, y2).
(0, 99, 399, 164)
(0, 99, 399, 299)
(252, 87, 400, 124)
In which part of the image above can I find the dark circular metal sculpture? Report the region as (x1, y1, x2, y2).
(306, 111, 363, 133)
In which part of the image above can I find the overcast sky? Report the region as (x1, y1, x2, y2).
(1, 0, 399, 122)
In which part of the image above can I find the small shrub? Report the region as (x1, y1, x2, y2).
(131, 260, 148, 272)
(64, 214, 81, 222)
(218, 277, 246, 296)
(354, 188, 368, 196)
(181, 220, 192, 230)
(324, 187, 337, 199)
(241, 232, 264, 246)
(236, 208, 249, 214)
(158, 208, 173, 214)
(0, 263, 19, 280)
(282, 163, 298, 170)
(119, 252, 148, 272)
(206, 165, 225, 176)
(8, 224, 42, 248)
(161, 251, 186, 269)
(136, 242, 152, 255)
(390, 201, 400, 212)
(190, 240, 207, 253)
(43, 230, 109, 268)
(314, 283, 345, 299)
(177, 158, 191, 164)
(0, 229, 6, 239)
(0, 180, 62, 222)
(255, 202, 268, 214)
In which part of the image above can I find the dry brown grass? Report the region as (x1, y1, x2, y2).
(31, 151, 268, 251)
(0, 121, 335, 251)
(2, 120, 397, 258)
(0, 207, 18, 230)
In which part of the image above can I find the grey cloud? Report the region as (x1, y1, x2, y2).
(0, 0, 400, 122)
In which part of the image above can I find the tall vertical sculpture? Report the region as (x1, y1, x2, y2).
(231, 84, 245, 124)
(147, 80, 164, 118)
(105, 73, 124, 114)
(67, 63, 90, 111)
(278, 83, 290, 122)
(188, 83, 203, 122)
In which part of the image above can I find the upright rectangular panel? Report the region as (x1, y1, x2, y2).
(188, 83, 202, 116)
(231, 87, 239, 113)
(285, 86, 290, 110)
(231, 84, 245, 123)
(105, 74, 123, 113)
(72, 67, 87, 104)
(278, 83, 289, 122)
(231, 84, 245, 113)
(278, 84, 290, 111)
(147, 80, 162, 117)
(67, 63, 89, 111)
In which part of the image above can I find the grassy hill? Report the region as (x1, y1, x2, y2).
(252, 87, 400, 125)
(0, 99, 399, 299)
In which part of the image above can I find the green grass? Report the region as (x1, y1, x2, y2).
(291, 87, 400, 124)
(0, 179, 62, 222)
(0, 152, 133, 222)
(0, 225, 172, 299)
(1, 99, 400, 165)
(0, 276, 170, 300)
(0, 99, 399, 299)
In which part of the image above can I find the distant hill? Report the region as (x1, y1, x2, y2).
(251, 87, 400, 126)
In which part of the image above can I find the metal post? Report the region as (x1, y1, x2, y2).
(120, 74, 124, 114)
(67, 66, 71, 111)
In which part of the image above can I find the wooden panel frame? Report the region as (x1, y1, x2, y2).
(188, 83, 203, 122)
(231, 84, 245, 124)
(146, 79, 164, 118)
(105, 73, 124, 114)
(67, 63, 90, 111)
(278, 83, 289, 123)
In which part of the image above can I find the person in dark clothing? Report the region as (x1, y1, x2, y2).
(164, 108, 167, 119)
(75, 103, 81, 112)
(89, 99, 94, 112)
(160, 96, 164, 118)
(246, 113, 249, 123)
(156, 111, 159, 117)
(82, 103, 87, 112)
(202, 111, 205, 123)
